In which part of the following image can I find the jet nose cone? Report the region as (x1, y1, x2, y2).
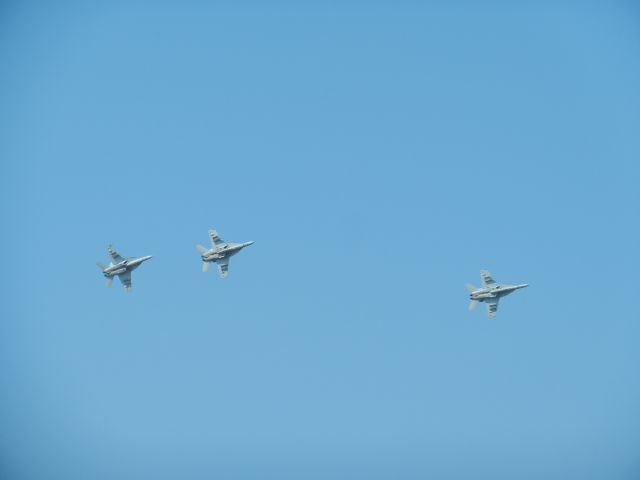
(244, 241, 255, 247)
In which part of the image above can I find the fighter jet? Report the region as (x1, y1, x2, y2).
(465, 270, 528, 318)
(96, 245, 152, 292)
(196, 228, 254, 278)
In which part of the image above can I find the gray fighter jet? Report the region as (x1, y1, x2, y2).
(196, 229, 254, 278)
(465, 270, 528, 317)
(96, 245, 152, 292)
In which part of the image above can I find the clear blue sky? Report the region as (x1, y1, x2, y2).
(1, 2, 639, 479)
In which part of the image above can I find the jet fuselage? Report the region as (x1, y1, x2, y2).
(102, 256, 153, 277)
(201, 242, 254, 262)
(469, 283, 528, 302)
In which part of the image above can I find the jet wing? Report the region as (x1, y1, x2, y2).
(480, 270, 496, 286)
(118, 271, 132, 291)
(209, 229, 225, 246)
(217, 258, 230, 278)
(485, 298, 499, 318)
(108, 245, 125, 264)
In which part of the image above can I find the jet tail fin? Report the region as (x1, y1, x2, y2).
(196, 244, 208, 255)
(469, 300, 478, 310)
(97, 262, 108, 270)
(464, 283, 477, 293)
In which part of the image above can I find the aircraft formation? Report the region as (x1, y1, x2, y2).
(97, 228, 254, 290)
(97, 227, 526, 318)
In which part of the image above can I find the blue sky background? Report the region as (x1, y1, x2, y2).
(1, 2, 640, 479)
